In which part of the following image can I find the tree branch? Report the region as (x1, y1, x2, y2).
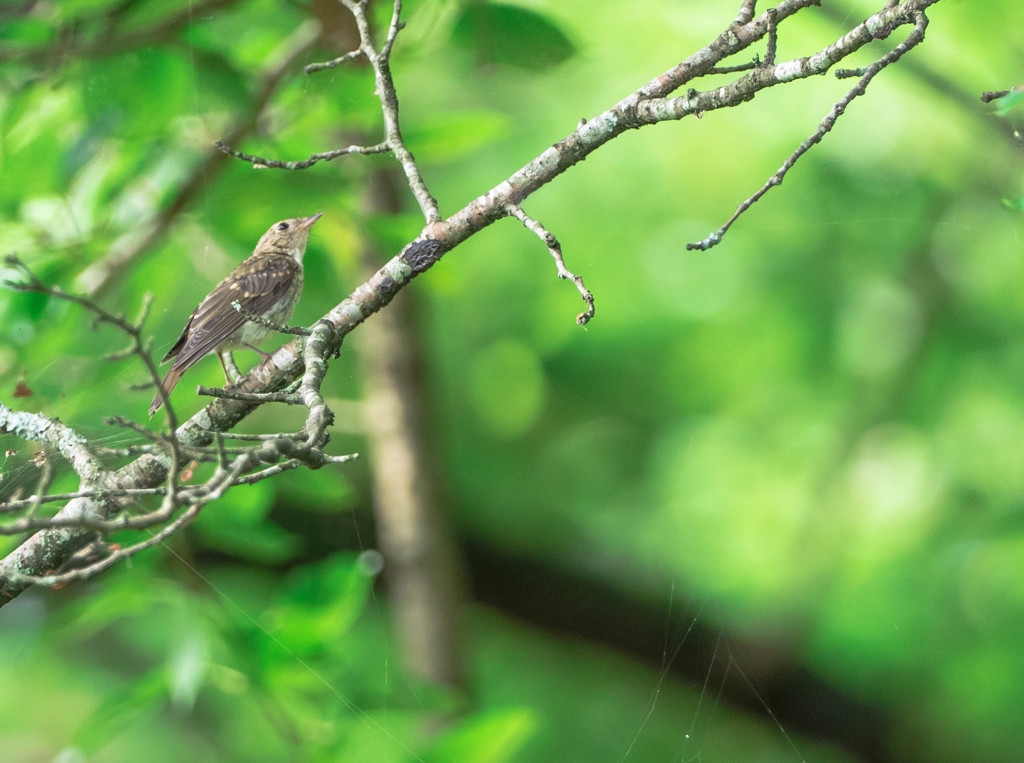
(0, 0, 943, 604)
(687, 8, 930, 250)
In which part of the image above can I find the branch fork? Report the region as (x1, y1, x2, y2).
(0, 0, 944, 601)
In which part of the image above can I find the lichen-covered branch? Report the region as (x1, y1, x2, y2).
(0, 405, 99, 481)
(0, 258, 354, 599)
(0, 0, 943, 604)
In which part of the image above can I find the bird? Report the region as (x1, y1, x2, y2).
(149, 212, 323, 416)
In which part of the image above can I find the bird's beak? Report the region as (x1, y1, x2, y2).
(300, 211, 324, 229)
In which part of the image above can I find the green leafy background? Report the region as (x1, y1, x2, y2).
(2, 0, 1023, 760)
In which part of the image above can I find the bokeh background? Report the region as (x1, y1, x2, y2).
(2, 0, 1023, 760)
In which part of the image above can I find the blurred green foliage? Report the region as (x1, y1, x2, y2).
(2, 0, 1024, 760)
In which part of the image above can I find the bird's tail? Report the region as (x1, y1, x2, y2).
(149, 367, 184, 417)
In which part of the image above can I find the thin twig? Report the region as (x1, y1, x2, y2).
(1, 487, 167, 514)
(709, 60, 759, 74)
(305, 49, 364, 74)
(3, 503, 204, 586)
(342, 0, 441, 222)
(199, 429, 305, 441)
(231, 301, 312, 336)
(24, 452, 53, 522)
(506, 204, 595, 326)
(5, 255, 181, 432)
(104, 416, 163, 442)
(213, 140, 390, 170)
(196, 386, 303, 405)
(687, 11, 930, 251)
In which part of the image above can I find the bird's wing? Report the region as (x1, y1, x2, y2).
(167, 254, 301, 373)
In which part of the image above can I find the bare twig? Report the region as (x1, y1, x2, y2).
(201, 430, 305, 441)
(687, 10, 930, 250)
(213, 141, 390, 170)
(341, 0, 440, 222)
(104, 416, 163, 442)
(24, 452, 54, 522)
(5, 254, 178, 431)
(2, 504, 204, 588)
(506, 204, 595, 326)
(196, 386, 302, 405)
(1, 487, 167, 514)
(230, 301, 312, 336)
(709, 60, 759, 74)
(223, 1, 438, 221)
(305, 49, 364, 74)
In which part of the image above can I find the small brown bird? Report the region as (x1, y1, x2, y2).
(149, 212, 323, 416)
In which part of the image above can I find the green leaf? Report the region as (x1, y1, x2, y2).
(452, 3, 576, 71)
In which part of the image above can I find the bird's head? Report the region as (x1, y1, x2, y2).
(255, 212, 324, 262)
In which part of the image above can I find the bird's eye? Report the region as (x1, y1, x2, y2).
(277, 222, 290, 231)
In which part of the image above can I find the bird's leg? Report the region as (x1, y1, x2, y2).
(243, 342, 276, 363)
(217, 351, 244, 387)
